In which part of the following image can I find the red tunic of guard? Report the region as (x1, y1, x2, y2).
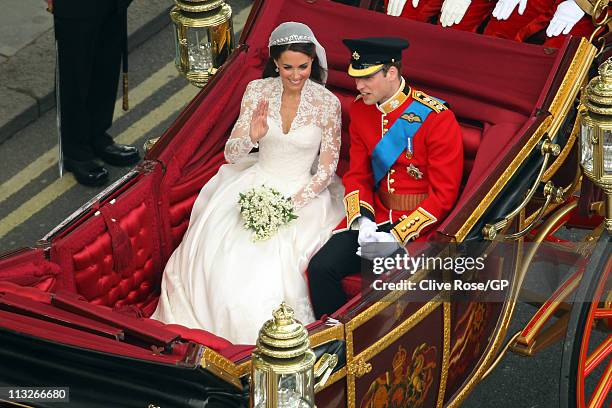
(335, 80, 464, 245)
(483, 0, 595, 48)
(384, 0, 495, 33)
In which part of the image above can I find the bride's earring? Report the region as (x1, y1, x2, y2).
(275, 66, 279, 73)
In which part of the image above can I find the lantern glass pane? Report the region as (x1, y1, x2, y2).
(581, 122, 593, 172)
(276, 372, 313, 408)
(252, 367, 268, 408)
(604, 129, 612, 174)
(185, 27, 213, 72)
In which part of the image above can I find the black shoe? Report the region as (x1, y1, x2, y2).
(64, 157, 109, 187)
(95, 143, 141, 167)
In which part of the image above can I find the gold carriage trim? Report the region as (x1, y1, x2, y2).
(573, 0, 594, 14)
(200, 348, 242, 389)
(572, 0, 606, 16)
(344, 191, 361, 227)
(390, 207, 437, 244)
(412, 90, 447, 113)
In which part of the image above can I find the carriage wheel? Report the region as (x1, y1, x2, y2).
(560, 231, 611, 408)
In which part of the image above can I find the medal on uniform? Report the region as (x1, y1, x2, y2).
(407, 163, 423, 180)
(406, 138, 413, 159)
(400, 112, 421, 159)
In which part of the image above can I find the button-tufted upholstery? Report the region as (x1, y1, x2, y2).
(51, 168, 164, 314)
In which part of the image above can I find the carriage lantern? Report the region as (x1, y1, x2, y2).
(579, 57, 612, 231)
(170, 0, 235, 87)
(251, 303, 316, 408)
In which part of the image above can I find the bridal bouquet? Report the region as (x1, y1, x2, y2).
(238, 185, 298, 241)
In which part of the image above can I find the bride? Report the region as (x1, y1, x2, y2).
(151, 22, 344, 344)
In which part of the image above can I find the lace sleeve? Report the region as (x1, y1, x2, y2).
(291, 95, 341, 210)
(224, 81, 259, 163)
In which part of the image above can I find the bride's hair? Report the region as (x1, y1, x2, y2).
(262, 43, 325, 84)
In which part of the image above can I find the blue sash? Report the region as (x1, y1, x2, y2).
(371, 99, 440, 188)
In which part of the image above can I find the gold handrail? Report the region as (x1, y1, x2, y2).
(482, 138, 561, 240)
(504, 181, 565, 240)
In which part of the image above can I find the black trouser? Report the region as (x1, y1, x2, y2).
(308, 224, 392, 319)
(309, 230, 361, 319)
(54, 7, 122, 160)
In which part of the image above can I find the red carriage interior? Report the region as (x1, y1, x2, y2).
(0, 0, 567, 364)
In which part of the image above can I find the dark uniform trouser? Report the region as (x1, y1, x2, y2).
(308, 224, 392, 319)
(54, 8, 122, 160)
(309, 223, 392, 319)
(308, 230, 361, 319)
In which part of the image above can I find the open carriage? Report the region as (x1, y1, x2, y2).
(0, 0, 611, 407)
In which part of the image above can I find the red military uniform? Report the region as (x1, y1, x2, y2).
(483, 0, 596, 48)
(336, 79, 464, 245)
(308, 37, 462, 319)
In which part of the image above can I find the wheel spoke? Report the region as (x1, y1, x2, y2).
(587, 357, 611, 408)
(584, 334, 612, 377)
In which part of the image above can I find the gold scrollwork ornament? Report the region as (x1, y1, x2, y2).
(348, 358, 372, 378)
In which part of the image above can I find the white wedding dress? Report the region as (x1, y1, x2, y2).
(151, 77, 344, 344)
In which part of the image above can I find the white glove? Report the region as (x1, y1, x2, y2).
(357, 232, 401, 260)
(546, 0, 584, 37)
(440, 0, 472, 27)
(357, 217, 378, 246)
(492, 0, 527, 20)
(387, 0, 409, 16)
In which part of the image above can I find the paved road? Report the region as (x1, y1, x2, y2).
(0, 2, 607, 408)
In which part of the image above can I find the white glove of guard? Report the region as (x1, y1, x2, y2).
(546, 0, 584, 37)
(357, 217, 378, 246)
(387, 0, 410, 16)
(440, 0, 472, 27)
(492, 0, 527, 20)
(357, 232, 401, 260)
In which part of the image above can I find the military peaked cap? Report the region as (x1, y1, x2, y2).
(342, 37, 409, 77)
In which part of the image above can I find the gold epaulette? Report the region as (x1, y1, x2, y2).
(412, 90, 447, 113)
(390, 207, 437, 245)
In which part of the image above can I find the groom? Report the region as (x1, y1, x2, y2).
(308, 37, 464, 319)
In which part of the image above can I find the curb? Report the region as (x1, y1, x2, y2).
(0, 1, 174, 146)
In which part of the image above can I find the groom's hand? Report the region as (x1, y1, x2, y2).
(357, 232, 401, 260)
(357, 217, 378, 246)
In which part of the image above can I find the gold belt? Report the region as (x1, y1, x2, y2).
(378, 191, 427, 211)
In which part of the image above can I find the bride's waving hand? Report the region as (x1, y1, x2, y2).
(250, 99, 270, 144)
(224, 84, 267, 164)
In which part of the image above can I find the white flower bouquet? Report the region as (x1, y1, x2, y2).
(238, 185, 298, 241)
